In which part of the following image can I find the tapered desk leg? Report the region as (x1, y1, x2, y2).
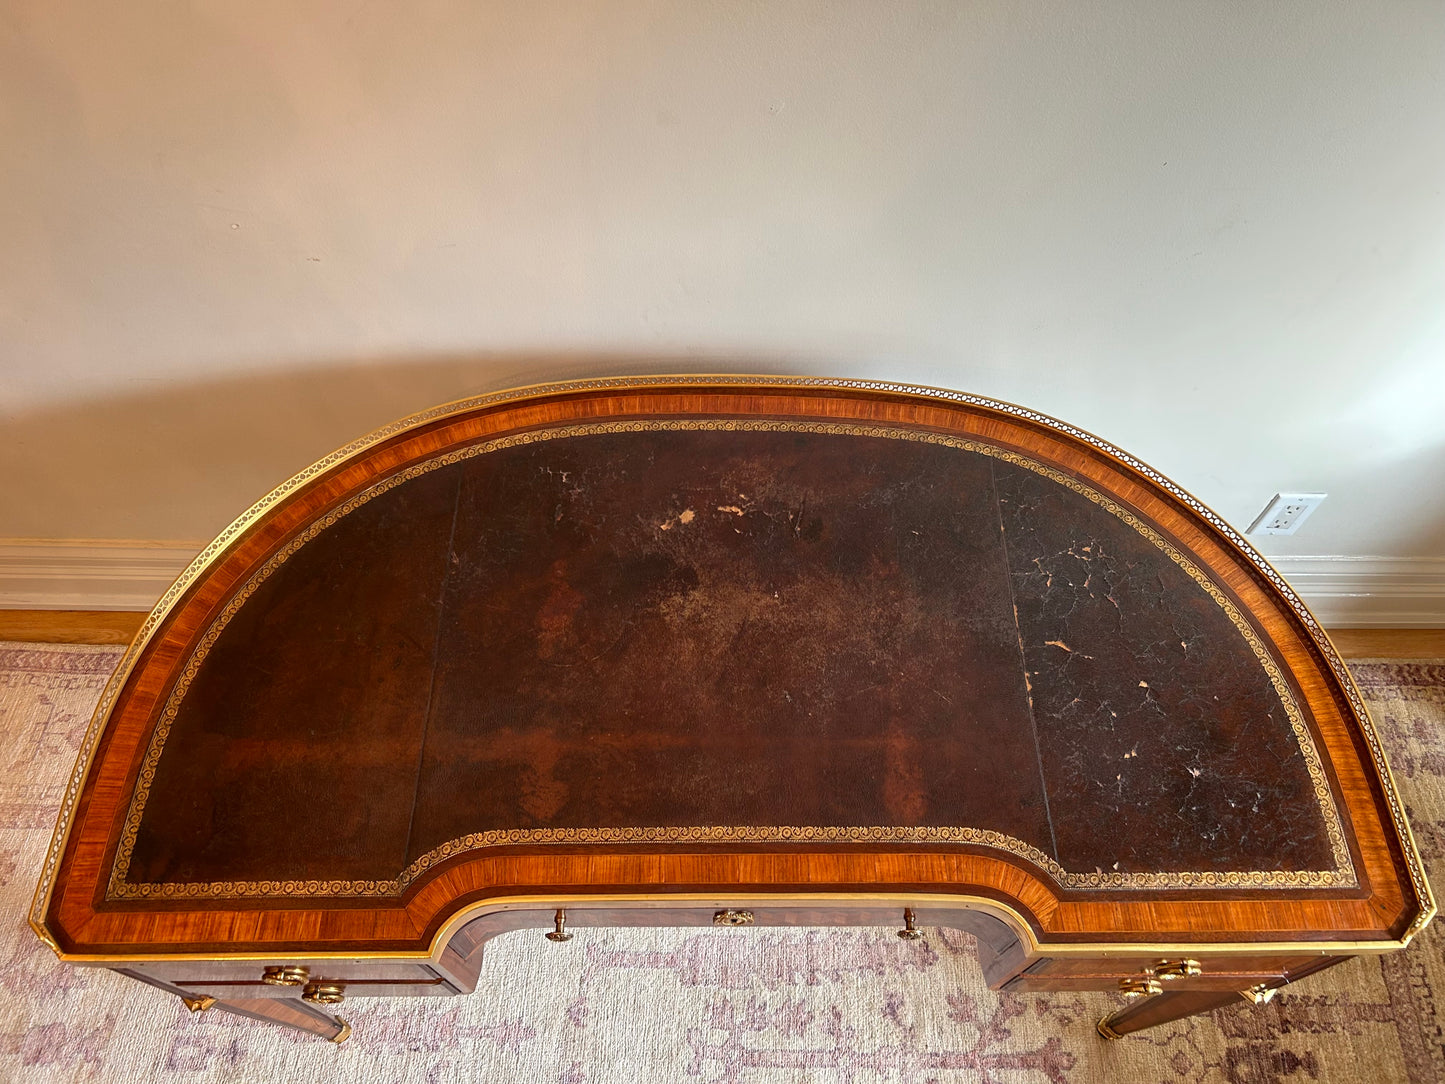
(116, 969, 351, 1043)
(1097, 989, 1253, 1039)
(208, 997, 351, 1043)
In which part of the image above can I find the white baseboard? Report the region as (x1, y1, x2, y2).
(1265, 556, 1445, 628)
(0, 540, 202, 611)
(0, 541, 1442, 628)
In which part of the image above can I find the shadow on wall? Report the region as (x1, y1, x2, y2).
(6, 355, 1445, 561)
(0, 354, 864, 542)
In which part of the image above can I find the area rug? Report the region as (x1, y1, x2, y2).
(1, 642, 1441, 1083)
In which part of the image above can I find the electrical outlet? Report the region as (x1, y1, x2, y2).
(1248, 493, 1327, 536)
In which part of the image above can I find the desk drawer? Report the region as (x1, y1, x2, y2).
(121, 960, 457, 1000)
(1005, 954, 1339, 993)
(171, 977, 456, 999)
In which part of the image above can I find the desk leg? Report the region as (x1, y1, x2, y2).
(112, 971, 349, 1046)
(1096, 989, 1253, 1039)
(115, 969, 352, 1043)
(206, 997, 351, 1043)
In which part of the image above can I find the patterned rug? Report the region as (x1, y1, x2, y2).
(1, 642, 1441, 1083)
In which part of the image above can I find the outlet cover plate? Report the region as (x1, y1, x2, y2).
(1249, 493, 1327, 536)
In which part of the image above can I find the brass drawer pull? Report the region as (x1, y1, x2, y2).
(1153, 958, 1202, 980)
(180, 995, 216, 1013)
(302, 981, 346, 1006)
(897, 908, 923, 941)
(713, 909, 755, 926)
(1118, 976, 1163, 998)
(545, 908, 573, 942)
(262, 966, 309, 986)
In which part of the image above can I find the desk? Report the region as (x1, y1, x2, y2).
(32, 377, 1432, 1043)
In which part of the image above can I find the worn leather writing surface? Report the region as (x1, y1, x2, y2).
(127, 425, 1330, 888)
(994, 463, 1331, 872)
(127, 465, 461, 884)
(409, 429, 1048, 860)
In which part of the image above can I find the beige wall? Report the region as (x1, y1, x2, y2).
(2, 1, 1443, 556)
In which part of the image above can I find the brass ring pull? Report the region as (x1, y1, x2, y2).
(712, 909, 755, 926)
(1118, 976, 1164, 998)
(261, 966, 309, 987)
(897, 908, 924, 941)
(546, 908, 573, 942)
(302, 981, 346, 1006)
(1153, 958, 1202, 980)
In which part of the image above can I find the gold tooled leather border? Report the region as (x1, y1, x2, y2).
(103, 418, 1353, 899)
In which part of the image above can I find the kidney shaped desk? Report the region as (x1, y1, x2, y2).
(32, 377, 1432, 1043)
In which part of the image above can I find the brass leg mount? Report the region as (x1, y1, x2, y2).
(1240, 983, 1278, 1004)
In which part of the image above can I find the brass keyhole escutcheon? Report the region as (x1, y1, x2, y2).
(546, 908, 573, 942)
(897, 908, 924, 941)
(712, 909, 755, 926)
(262, 965, 309, 987)
(302, 981, 346, 1006)
(1154, 958, 1202, 981)
(1118, 976, 1164, 998)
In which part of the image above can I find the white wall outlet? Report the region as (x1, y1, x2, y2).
(1248, 493, 1327, 536)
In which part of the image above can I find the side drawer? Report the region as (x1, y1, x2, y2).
(120, 960, 458, 1000)
(170, 977, 456, 999)
(1003, 954, 1337, 993)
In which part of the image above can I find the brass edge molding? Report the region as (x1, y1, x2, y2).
(105, 418, 1351, 900)
(1306, 627, 1437, 939)
(31, 377, 1425, 937)
(45, 890, 1426, 966)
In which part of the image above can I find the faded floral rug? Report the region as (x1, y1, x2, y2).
(1, 642, 1441, 1084)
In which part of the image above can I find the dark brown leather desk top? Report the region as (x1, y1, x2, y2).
(34, 378, 1432, 960)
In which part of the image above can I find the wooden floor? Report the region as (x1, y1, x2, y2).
(0, 610, 1443, 658)
(0, 610, 148, 644)
(1325, 628, 1445, 659)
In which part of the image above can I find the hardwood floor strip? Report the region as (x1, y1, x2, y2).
(0, 610, 147, 644)
(1326, 628, 1445, 660)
